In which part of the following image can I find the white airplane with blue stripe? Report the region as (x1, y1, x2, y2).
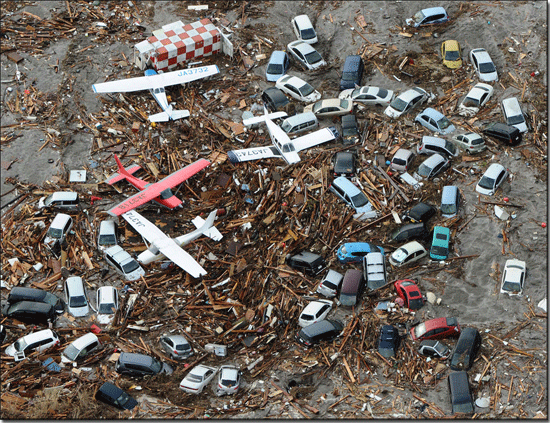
(92, 65, 219, 122)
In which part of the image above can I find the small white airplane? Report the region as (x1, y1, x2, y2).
(227, 108, 339, 165)
(92, 65, 219, 122)
(121, 209, 223, 278)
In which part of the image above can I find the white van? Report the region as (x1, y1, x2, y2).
(280, 112, 319, 135)
(5, 329, 60, 359)
(501, 97, 529, 133)
(61, 332, 101, 363)
(104, 245, 145, 281)
(64, 276, 90, 317)
(38, 191, 79, 211)
(44, 213, 73, 248)
(291, 15, 317, 44)
(97, 220, 118, 252)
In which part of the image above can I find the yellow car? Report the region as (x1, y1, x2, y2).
(441, 40, 462, 69)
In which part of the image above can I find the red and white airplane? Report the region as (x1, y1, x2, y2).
(105, 154, 210, 216)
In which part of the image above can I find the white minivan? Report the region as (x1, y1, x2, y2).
(65, 276, 90, 317)
(61, 332, 101, 363)
(291, 15, 317, 44)
(501, 97, 529, 133)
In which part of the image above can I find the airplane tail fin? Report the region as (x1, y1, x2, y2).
(243, 110, 288, 127)
(191, 210, 223, 241)
(105, 154, 141, 185)
(149, 105, 190, 122)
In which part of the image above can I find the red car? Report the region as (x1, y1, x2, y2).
(394, 279, 425, 310)
(410, 317, 461, 341)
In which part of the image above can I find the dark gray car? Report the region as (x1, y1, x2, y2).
(115, 352, 173, 377)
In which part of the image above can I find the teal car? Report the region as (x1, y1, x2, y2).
(430, 226, 450, 260)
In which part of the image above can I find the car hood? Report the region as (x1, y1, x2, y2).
(384, 106, 402, 119)
(338, 89, 354, 99)
(97, 313, 114, 325)
(5, 344, 17, 357)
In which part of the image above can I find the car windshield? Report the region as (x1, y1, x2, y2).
(478, 176, 495, 189)
(445, 50, 460, 61)
(69, 295, 87, 308)
(122, 260, 140, 274)
(116, 392, 131, 407)
(99, 235, 116, 245)
(267, 63, 283, 74)
(351, 88, 361, 97)
(444, 141, 457, 154)
(479, 62, 496, 73)
(187, 373, 203, 383)
(431, 246, 448, 256)
(434, 342, 448, 355)
(435, 233, 448, 240)
(437, 117, 452, 130)
(462, 96, 480, 108)
(377, 88, 389, 98)
(99, 302, 116, 314)
(340, 100, 350, 109)
(298, 82, 315, 96)
(392, 248, 408, 263)
(389, 97, 407, 112)
(414, 323, 427, 338)
(301, 314, 314, 321)
(304, 50, 322, 65)
(47, 228, 63, 239)
(507, 115, 525, 125)
(63, 344, 80, 361)
(342, 126, 358, 137)
(322, 280, 337, 290)
(176, 343, 191, 351)
(340, 245, 348, 255)
(413, 11, 425, 23)
(14, 338, 28, 352)
(417, 163, 432, 177)
(409, 298, 424, 309)
(502, 281, 521, 292)
(301, 28, 316, 40)
(43, 194, 54, 206)
(221, 377, 237, 387)
(281, 121, 293, 133)
(350, 192, 369, 208)
(150, 358, 162, 373)
(393, 158, 406, 165)
(342, 72, 357, 81)
(441, 203, 457, 214)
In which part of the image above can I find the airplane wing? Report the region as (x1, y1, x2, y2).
(92, 65, 220, 93)
(292, 126, 340, 152)
(122, 210, 206, 278)
(227, 146, 281, 164)
(107, 158, 211, 216)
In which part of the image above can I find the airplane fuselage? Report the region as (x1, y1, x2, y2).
(144, 69, 173, 118)
(265, 116, 301, 164)
(123, 174, 182, 209)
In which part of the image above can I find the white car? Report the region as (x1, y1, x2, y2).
(44, 213, 73, 249)
(287, 40, 326, 70)
(384, 87, 428, 118)
(215, 365, 242, 396)
(180, 364, 218, 394)
(96, 286, 119, 325)
(291, 14, 318, 44)
(298, 299, 333, 328)
(501, 259, 526, 296)
(475, 163, 508, 196)
(451, 132, 486, 154)
(339, 86, 394, 106)
(316, 269, 344, 298)
(458, 83, 494, 116)
(469, 48, 498, 82)
(275, 75, 321, 103)
(5, 328, 60, 358)
(65, 276, 90, 318)
(389, 241, 428, 267)
(303, 98, 353, 118)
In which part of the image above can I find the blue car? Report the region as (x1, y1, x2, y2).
(406, 7, 449, 28)
(336, 242, 384, 264)
(430, 226, 450, 260)
(415, 108, 456, 135)
(266, 51, 290, 82)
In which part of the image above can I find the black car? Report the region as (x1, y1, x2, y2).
(418, 339, 451, 359)
(333, 151, 358, 178)
(262, 87, 291, 113)
(95, 382, 138, 410)
(7, 286, 65, 314)
(449, 327, 482, 371)
(115, 352, 173, 377)
(341, 114, 360, 145)
(401, 202, 437, 223)
(378, 325, 400, 358)
(390, 222, 429, 243)
(3, 301, 57, 325)
(286, 251, 326, 276)
(482, 122, 521, 146)
(448, 371, 474, 414)
(296, 319, 343, 347)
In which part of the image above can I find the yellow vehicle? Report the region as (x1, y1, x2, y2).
(441, 40, 462, 69)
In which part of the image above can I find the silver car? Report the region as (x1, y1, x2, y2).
(215, 365, 242, 396)
(451, 132, 486, 154)
(287, 40, 326, 70)
(159, 334, 194, 360)
(317, 269, 344, 298)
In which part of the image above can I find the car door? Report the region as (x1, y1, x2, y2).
(495, 170, 505, 188)
(285, 84, 300, 99)
(479, 92, 489, 107)
(316, 304, 330, 319)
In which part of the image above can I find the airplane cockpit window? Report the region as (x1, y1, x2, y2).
(160, 188, 173, 199)
(282, 144, 295, 153)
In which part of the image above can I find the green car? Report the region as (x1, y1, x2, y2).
(430, 226, 450, 260)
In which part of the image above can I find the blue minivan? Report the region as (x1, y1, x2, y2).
(430, 226, 450, 260)
(265, 50, 290, 82)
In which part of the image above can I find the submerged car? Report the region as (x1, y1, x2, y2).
(407, 6, 449, 27)
(265, 50, 290, 82)
(415, 108, 456, 135)
(95, 382, 138, 410)
(116, 352, 173, 377)
(336, 242, 384, 264)
(287, 40, 326, 70)
(5, 328, 60, 358)
(159, 334, 194, 360)
(430, 226, 451, 260)
(378, 325, 400, 358)
(363, 251, 387, 291)
(340, 114, 360, 145)
(501, 97, 529, 133)
(291, 14, 318, 44)
(180, 364, 218, 394)
(96, 286, 119, 325)
(275, 74, 321, 103)
(330, 176, 377, 220)
(286, 251, 326, 276)
(458, 83, 494, 116)
(501, 259, 526, 296)
(339, 86, 393, 106)
(394, 279, 425, 310)
(475, 163, 508, 196)
(333, 151, 358, 178)
(390, 148, 415, 173)
(401, 202, 437, 223)
(418, 339, 450, 359)
(470, 48, 498, 82)
(414, 154, 450, 180)
(384, 87, 428, 119)
(451, 132, 486, 154)
(417, 136, 459, 158)
(441, 40, 462, 69)
(316, 269, 344, 298)
(304, 98, 353, 118)
(104, 245, 145, 282)
(298, 299, 333, 328)
(44, 213, 73, 250)
(215, 365, 242, 396)
(410, 317, 461, 342)
(389, 241, 428, 267)
(296, 319, 343, 347)
(390, 222, 429, 244)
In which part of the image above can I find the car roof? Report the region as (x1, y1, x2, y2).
(341, 242, 372, 252)
(393, 148, 413, 160)
(505, 259, 526, 269)
(192, 364, 216, 375)
(21, 328, 56, 342)
(501, 97, 522, 112)
(421, 153, 446, 167)
(421, 6, 447, 16)
(98, 286, 116, 302)
(49, 191, 78, 201)
(69, 332, 99, 349)
(333, 176, 361, 195)
(398, 88, 424, 102)
(301, 319, 342, 335)
(278, 75, 306, 86)
(289, 40, 315, 53)
(99, 220, 116, 232)
(317, 98, 345, 108)
(471, 48, 492, 62)
(66, 276, 85, 294)
(443, 39, 460, 50)
(120, 352, 154, 365)
(400, 241, 425, 254)
(419, 107, 445, 120)
(50, 213, 72, 227)
(220, 366, 239, 378)
(467, 83, 492, 98)
(293, 14, 313, 27)
(164, 334, 189, 344)
(105, 245, 133, 263)
(303, 300, 331, 313)
(422, 135, 447, 146)
(292, 251, 322, 261)
(269, 50, 287, 63)
(483, 163, 506, 178)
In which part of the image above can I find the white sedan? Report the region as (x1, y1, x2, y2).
(298, 299, 333, 328)
(501, 259, 526, 296)
(287, 40, 326, 70)
(275, 75, 321, 103)
(303, 98, 353, 118)
(339, 86, 394, 106)
(458, 83, 494, 116)
(470, 48, 498, 82)
(384, 87, 428, 119)
(180, 364, 218, 394)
